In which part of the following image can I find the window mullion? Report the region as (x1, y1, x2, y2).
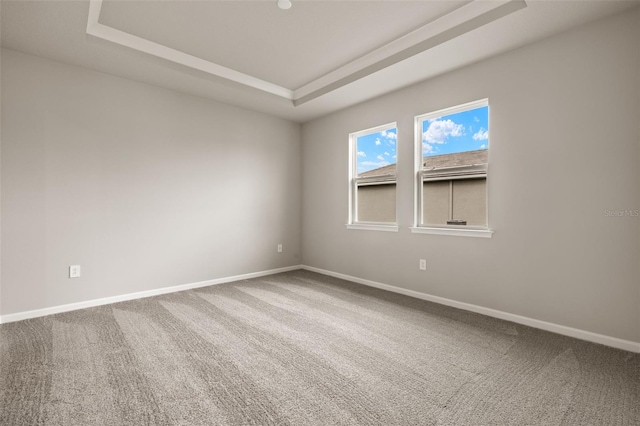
(449, 180, 453, 221)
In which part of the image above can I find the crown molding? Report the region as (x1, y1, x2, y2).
(293, 0, 526, 105)
(86, 0, 526, 107)
(86, 0, 293, 99)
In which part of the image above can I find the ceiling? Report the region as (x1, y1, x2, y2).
(1, 0, 638, 123)
(99, 0, 469, 90)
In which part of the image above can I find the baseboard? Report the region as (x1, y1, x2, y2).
(0, 265, 303, 324)
(3, 264, 638, 353)
(301, 265, 640, 354)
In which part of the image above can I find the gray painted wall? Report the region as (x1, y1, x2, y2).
(1, 49, 302, 316)
(301, 10, 640, 343)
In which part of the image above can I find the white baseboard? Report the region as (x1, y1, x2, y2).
(301, 265, 640, 354)
(0, 265, 302, 324)
(3, 263, 638, 353)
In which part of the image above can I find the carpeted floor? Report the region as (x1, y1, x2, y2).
(0, 270, 638, 425)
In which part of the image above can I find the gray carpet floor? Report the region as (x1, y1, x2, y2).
(1, 270, 638, 425)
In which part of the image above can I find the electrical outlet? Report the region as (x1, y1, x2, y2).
(69, 265, 81, 278)
(277, 244, 283, 253)
(419, 259, 427, 271)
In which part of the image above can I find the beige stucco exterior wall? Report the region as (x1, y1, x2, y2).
(358, 179, 487, 226)
(357, 184, 396, 223)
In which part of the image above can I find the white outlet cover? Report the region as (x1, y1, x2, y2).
(69, 265, 81, 278)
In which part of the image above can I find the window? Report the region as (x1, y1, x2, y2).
(412, 100, 493, 238)
(348, 123, 398, 231)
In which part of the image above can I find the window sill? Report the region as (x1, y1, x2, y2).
(346, 223, 399, 232)
(410, 226, 493, 238)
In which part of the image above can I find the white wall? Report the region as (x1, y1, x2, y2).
(301, 10, 640, 343)
(1, 49, 302, 316)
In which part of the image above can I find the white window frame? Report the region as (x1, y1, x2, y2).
(347, 122, 399, 232)
(411, 100, 493, 238)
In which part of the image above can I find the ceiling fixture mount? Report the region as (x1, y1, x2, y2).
(277, 0, 292, 10)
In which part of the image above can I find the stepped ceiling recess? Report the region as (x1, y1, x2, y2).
(1, 0, 637, 122)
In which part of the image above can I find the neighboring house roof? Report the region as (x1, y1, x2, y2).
(358, 163, 398, 178)
(422, 149, 488, 170)
(358, 149, 488, 178)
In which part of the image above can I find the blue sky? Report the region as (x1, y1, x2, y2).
(422, 105, 488, 156)
(356, 106, 488, 174)
(356, 128, 397, 174)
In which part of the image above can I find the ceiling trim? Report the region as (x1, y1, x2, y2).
(86, 0, 526, 107)
(86, 0, 294, 99)
(293, 0, 527, 106)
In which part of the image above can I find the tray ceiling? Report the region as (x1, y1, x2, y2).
(2, 0, 638, 122)
(98, 0, 468, 90)
(87, 0, 526, 104)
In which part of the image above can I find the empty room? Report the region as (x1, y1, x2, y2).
(1, 0, 639, 424)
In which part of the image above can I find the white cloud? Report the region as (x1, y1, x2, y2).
(474, 116, 480, 123)
(423, 119, 464, 144)
(361, 160, 390, 169)
(473, 128, 489, 141)
(376, 155, 385, 161)
(375, 138, 382, 146)
(381, 130, 397, 140)
(423, 142, 436, 155)
(392, 155, 397, 159)
(479, 144, 486, 149)
(357, 151, 366, 157)
(384, 152, 390, 156)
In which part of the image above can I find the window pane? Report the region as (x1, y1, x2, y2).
(452, 178, 487, 226)
(423, 181, 450, 225)
(422, 106, 488, 157)
(353, 126, 397, 224)
(356, 128, 397, 177)
(419, 103, 488, 228)
(357, 183, 396, 222)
